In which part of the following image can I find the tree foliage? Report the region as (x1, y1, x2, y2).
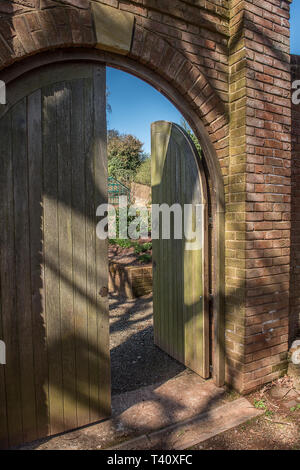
(181, 119, 202, 158)
(108, 129, 145, 183)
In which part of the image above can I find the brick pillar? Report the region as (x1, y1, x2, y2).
(228, 0, 292, 393)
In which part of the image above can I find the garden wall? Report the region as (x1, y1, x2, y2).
(0, 0, 297, 393)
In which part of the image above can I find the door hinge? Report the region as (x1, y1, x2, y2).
(208, 216, 213, 226)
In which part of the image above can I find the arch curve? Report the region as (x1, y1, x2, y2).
(0, 6, 226, 384)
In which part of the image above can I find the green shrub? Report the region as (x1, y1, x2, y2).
(138, 253, 152, 263)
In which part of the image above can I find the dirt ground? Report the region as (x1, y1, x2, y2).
(18, 294, 300, 450)
(192, 376, 300, 450)
(108, 239, 152, 266)
(110, 293, 300, 450)
(109, 293, 186, 395)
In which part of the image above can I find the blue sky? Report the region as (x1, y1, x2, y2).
(107, 67, 182, 154)
(290, 2, 300, 55)
(108, 3, 300, 154)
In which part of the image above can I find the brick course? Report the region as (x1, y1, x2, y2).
(0, 0, 298, 394)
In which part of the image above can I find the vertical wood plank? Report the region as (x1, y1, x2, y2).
(84, 78, 101, 422)
(93, 65, 111, 419)
(12, 99, 37, 443)
(176, 142, 184, 364)
(27, 90, 49, 439)
(43, 85, 64, 435)
(165, 141, 172, 356)
(0, 112, 17, 449)
(56, 83, 77, 431)
(71, 79, 90, 427)
(0, 280, 8, 449)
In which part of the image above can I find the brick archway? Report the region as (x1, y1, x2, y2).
(0, 2, 228, 387)
(0, 0, 295, 395)
(0, 4, 228, 152)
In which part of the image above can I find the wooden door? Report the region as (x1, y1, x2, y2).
(0, 63, 110, 448)
(151, 121, 209, 378)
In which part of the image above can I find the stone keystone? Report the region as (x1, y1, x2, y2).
(91, 2, 135, 55)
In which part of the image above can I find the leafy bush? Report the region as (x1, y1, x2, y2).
(138, 253, 152, 263)
(108, 129, 145, 184)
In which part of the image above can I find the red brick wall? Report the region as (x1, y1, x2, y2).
(290, 54, 300, 342)
(0, 0, 296, 393)
(227, 0, 292, 392)
(0, 0, 232, 383)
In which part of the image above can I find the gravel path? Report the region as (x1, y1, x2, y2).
(110, 293, 186, 395)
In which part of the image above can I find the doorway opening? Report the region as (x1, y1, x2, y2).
(106, 68, 213, 398)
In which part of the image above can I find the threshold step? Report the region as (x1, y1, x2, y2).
(108, 397, 263, 450)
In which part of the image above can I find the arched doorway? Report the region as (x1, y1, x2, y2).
(0, 52, 225, 448)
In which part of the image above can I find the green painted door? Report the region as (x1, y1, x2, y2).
(0, 63, 110, 448)
(151, 121, 209, 378)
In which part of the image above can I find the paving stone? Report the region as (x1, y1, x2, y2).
(110, 398, 263, 450)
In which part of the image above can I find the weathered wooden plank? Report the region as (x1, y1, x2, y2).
(84, 77, 100, 422)
(0, 282, 8, 449)
(56, 83, 77, 431)
(176, 143, 184, 364)
(12, 99, 37, 443)
(27, 90, 49, 439)
(0, 111, 15, 449)
(165, 140, 172, 357)
(93, 65, 111, 419)
(151, 123, 172, 356)
(43, 85, 64, 435)
(71, 78, 90, 427)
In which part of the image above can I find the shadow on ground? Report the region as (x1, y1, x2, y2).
(109, 293, 186, 395)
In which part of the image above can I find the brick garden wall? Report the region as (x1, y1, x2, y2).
(0, 0, 297, 393)
(227, 0, 292, 392)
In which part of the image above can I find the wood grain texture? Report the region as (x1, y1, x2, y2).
(152, 122, 209, 378)
(27, 90, 49, 439)
(93, 66, 111, 419)
(0, 63, 110, 448)
(12, 98, 37, 444)
(0, 111, 21, 448)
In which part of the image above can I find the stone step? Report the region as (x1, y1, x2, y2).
(109, 397, 263, 450)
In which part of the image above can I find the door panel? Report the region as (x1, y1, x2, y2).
(0, 64, 110, 448)
(151, 121, 209, 378)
